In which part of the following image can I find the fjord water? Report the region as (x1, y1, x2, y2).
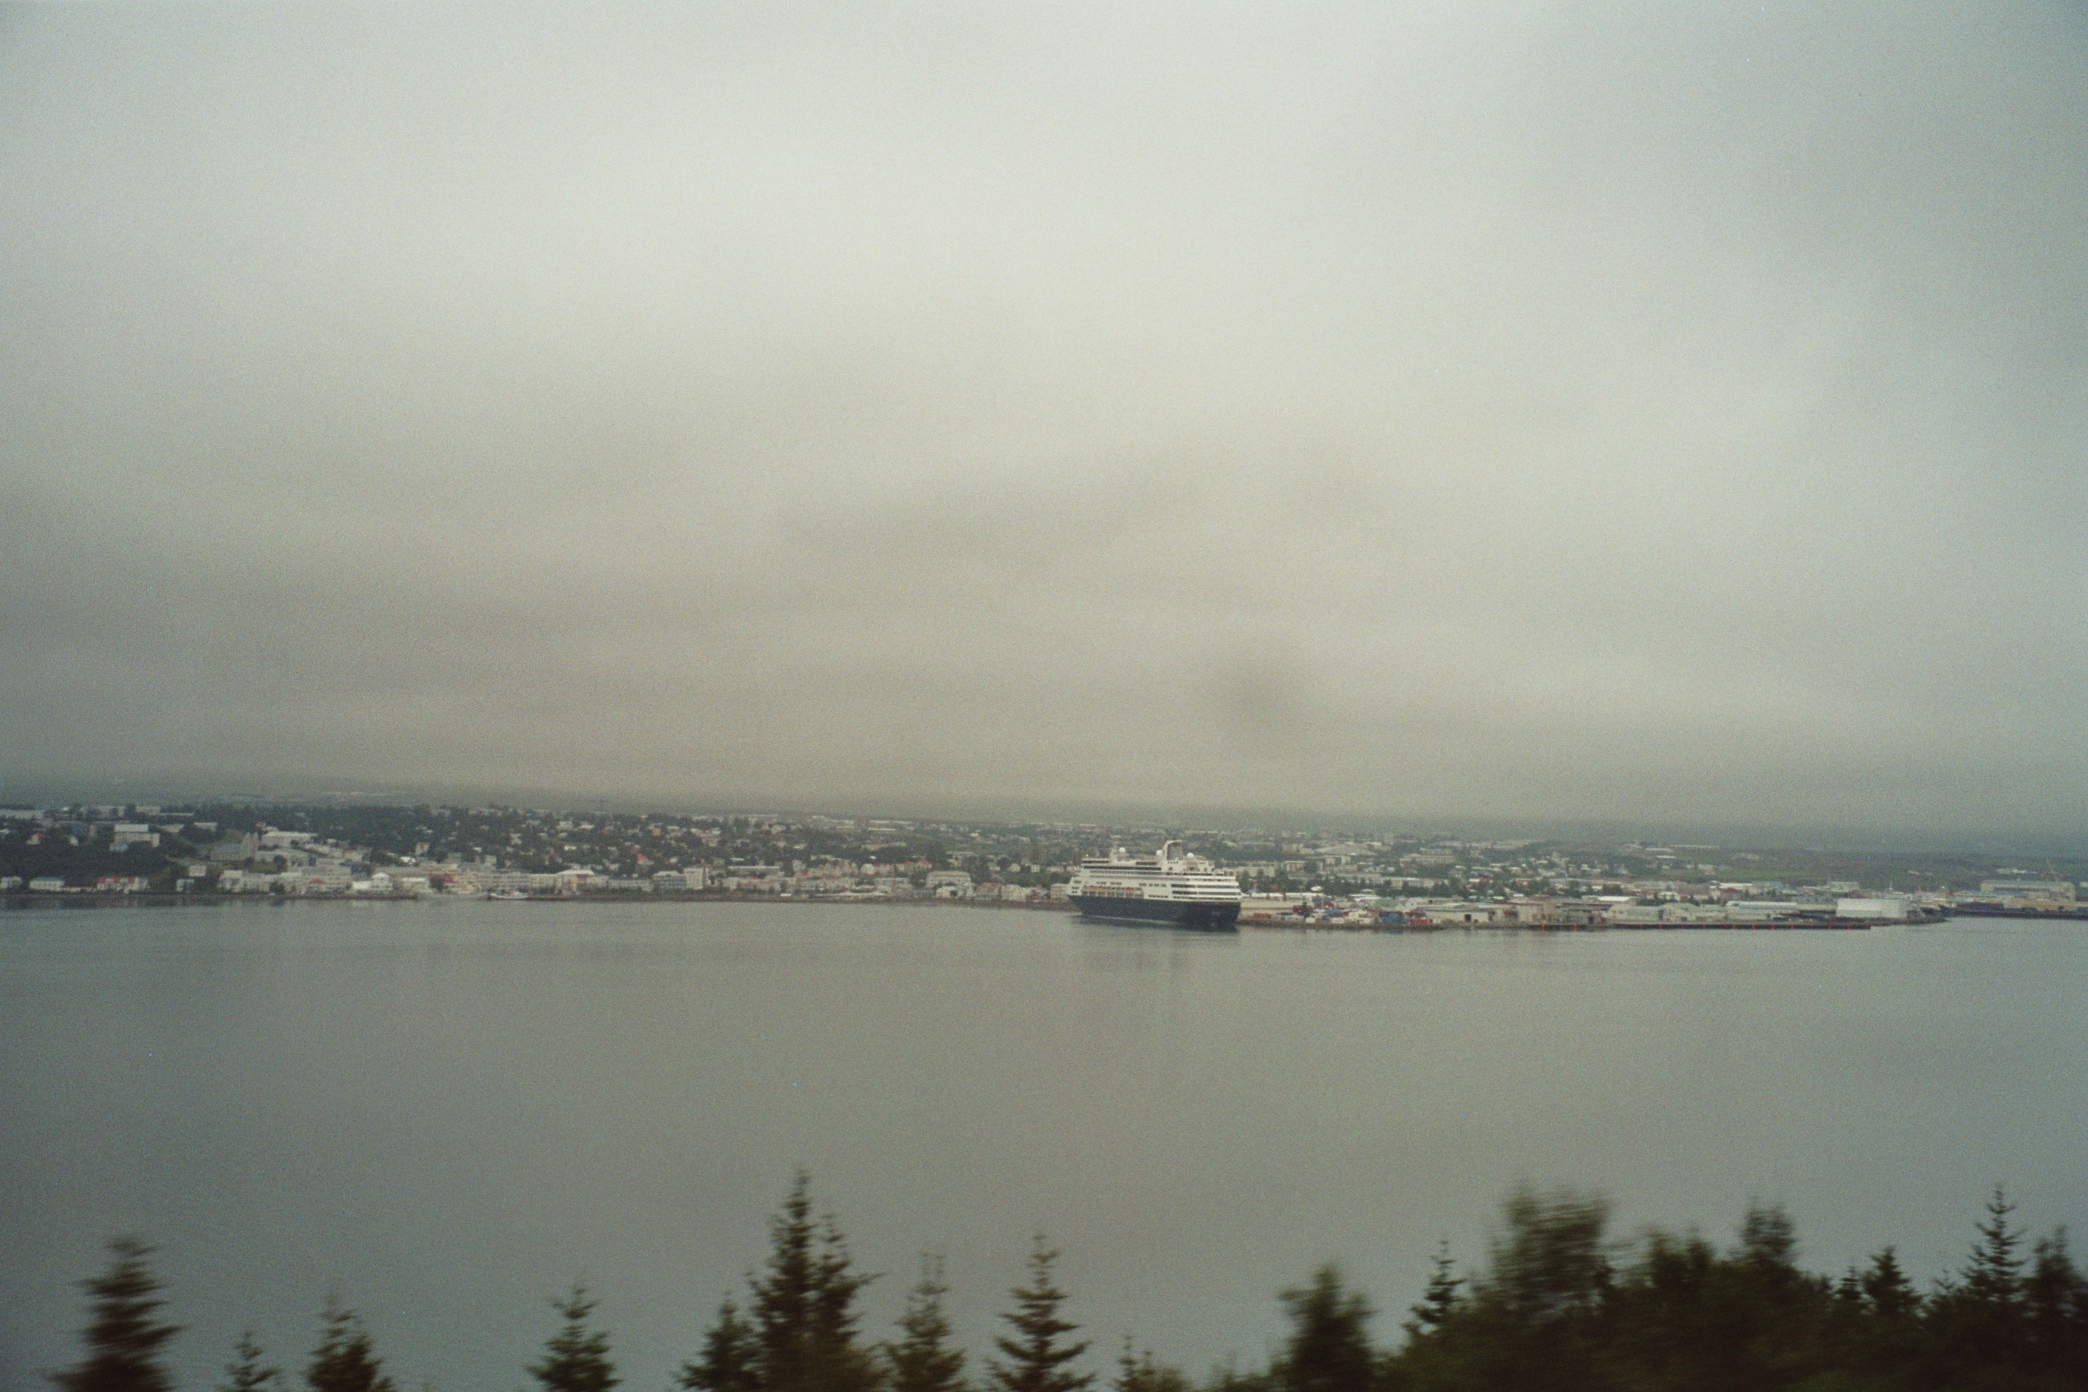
(4, 903, 2084, 1390)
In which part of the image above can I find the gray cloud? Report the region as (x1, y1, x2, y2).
(2, 2, 2083, 839)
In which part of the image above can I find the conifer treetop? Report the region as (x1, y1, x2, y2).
(530, 1282, 619, 1392)
(52, 1238, 181, 1392)
(989, 1237, 1092, 1392)
(884, 1255, 967, 1392)
(305, 1296, 395, 1392)
(220, 1331, 282, 1392)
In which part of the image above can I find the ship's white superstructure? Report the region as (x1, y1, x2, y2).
(1069, 840, 1243, 930)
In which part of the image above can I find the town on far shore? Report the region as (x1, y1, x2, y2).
(1, 800, 2081, 929)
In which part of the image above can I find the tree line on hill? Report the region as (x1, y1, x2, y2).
(49, 1176, 2088, 1392)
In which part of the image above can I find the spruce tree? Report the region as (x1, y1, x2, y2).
(884, 1257, 967, 1392)
(304, 1297, 394, 1392)
(1108, 1341, 1185, 1392)
(680, 1300, 757, 1392)
(1926, 1184, 2030, 1371)
(530, 1283, 618, 1392)
(1738, 1204, 1798, 1276)
(1275, 1265, 1374, 1392)
(803, 1213, 878, 1392)
(220, 1332, 282, 1392)
(1858, 1247, 1918, 1321)
(686, 1174, 877, 1392)
(988, 1238, 1091, 1392)
(748, 1175, 878, 1392)
(1963, 1185, 2025, 1307)
(1843, 1247, 1923, 1385)
(1484, 1187, 1611, 1327)
(1447, 1189, 1613, 1390)
(1402, 1243, 1463, 1339)
(2024, 1229, 2088, 1374)
(52, 1238, 181, 1392)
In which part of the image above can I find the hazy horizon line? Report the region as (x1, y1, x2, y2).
(6, 769, 2082, 859)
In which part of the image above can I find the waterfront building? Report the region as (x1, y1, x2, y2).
(1979, 879, 2076, 901)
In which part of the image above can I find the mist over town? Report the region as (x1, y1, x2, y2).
(4, 4, 2084, 841)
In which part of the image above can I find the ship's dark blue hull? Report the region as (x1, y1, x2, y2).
(1947, 903, 2088, 920)
(1071, 895, 1241, 931)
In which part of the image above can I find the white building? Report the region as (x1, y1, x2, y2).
(1837, 896, 1911, 920)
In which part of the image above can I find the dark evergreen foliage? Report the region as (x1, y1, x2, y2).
(1964, 1186, 2027, 1307)
(220, 1332, 281, 1392)
(530, 1283, 618, 1392)
(1483, 1187, 1613, 1328)
(1273, 1267, 1373, 1392)
(55, 1181, 2088, 1392)
(1380, 1187, 2088, 1392)
(1110, 1341, 1188, 1392)
(885, 1257, 968, 1392)
(681, 1300, 758, 1392)
(1197, 1362, 1269, 1392)
(2024, 1230, 2088, 1379)
(51, 1239, 181, 1392)
(1925, 1187, 2088, 1390)
(685, 1173, 879, 1392)
(1400, 1243, 1461, 1341)
(1418, 1187, 1613, 1391)
(1861, 1246, 1920, 1321)
(989, 1238, 1092, 1392)
(304, 1297, 394, 1392)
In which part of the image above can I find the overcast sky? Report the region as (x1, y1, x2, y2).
(2, 3, 2083, 840)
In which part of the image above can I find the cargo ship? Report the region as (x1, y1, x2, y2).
(1069, 840, 1243, 930)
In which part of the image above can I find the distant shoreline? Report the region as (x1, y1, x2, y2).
(0, 890, 1077, 912)
(4, 892, 2061, 932)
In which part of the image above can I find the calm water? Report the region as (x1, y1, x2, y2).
(4, 903, 2084, 1389)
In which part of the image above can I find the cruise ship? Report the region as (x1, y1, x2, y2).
(1068, 840, 1243, 931)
